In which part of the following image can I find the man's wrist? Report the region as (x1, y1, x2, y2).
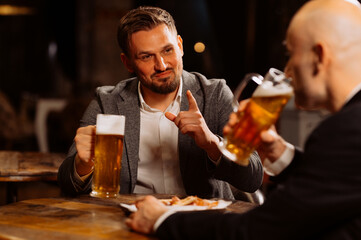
(73, 156, 93, 182)
(75, 154, 94, 177)
(153, 210, 176, 232)
(205, 134, 222, 162)
(263, 142, 295, 176)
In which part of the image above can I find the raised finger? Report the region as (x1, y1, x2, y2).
(186, 90, 199, 112)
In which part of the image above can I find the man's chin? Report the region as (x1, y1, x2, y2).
(152, 78, 180, 94)
(141, 74, 180, 94)
(151, 84, 179, 94)
(156, 77, 171, 83)
(295, 101, 323, 111)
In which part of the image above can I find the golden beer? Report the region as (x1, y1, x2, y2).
(91, 134, 123, 198)
(90, 114, 125, 198)
(219, 68, 292, 165)
(224, 94, 291, 165)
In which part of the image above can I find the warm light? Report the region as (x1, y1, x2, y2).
(0, 5, 35, 16)
(194, 42, 206, 53)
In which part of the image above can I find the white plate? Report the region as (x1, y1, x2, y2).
(120, 199, 232, 213)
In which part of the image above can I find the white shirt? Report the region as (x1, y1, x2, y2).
(133, 80, 186, 195)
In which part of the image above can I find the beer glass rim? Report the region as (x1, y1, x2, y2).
(265, 68, 291, 83)
(96, 114, 125, 135)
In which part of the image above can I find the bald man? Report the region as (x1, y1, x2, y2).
(125, 0, 361, 239)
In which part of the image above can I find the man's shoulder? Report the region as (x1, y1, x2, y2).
(182, 70, 228, 89)
(96, 77, 137, 96)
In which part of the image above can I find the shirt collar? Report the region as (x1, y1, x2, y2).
(138, 78, 183, 111)
(345, 82, 361, 104)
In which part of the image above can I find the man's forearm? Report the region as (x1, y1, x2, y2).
(204, 134, 222, 162)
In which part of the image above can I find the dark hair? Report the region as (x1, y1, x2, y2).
(117, 6, 177, 57)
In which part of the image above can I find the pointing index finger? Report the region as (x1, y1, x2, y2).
(186, 90, 199, 112)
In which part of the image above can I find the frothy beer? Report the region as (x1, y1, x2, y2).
(223, 80, 292, 165)
(90, 114, 125, 198)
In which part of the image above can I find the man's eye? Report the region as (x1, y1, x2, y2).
(164, 48, 173, 54)
(141, 55, 151, 61)
(284, 51, 292, 59)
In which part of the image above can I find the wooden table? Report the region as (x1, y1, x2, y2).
(0, 151, 65, 203)
(0, 194, 256, 240)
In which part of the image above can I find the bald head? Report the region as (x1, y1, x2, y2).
(285, 0, 361, 112)
(289, 0, 361, 55)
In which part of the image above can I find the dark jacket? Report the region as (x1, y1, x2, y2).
(157, 90, 361, 240)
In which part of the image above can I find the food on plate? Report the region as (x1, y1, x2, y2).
(160, 196, 219, 208)
(119, 196, 231, 214)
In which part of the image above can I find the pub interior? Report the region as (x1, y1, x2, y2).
(0, 0, 327, 206)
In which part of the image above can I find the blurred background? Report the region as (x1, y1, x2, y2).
(1, 0, 342, 204)
(0, 0, 311, 152)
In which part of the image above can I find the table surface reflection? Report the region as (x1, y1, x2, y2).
(0, 194, 256, 240)
(0, 151, 65, 182)
(0, 151, 65, 204)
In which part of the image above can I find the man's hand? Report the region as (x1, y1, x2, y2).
(258, 127, 287, 163)
(223, 99, 287, 163)
(74, 125, 96, 176)
(125, 196, 168, 234)
(223, 100, 249, 136)
(165, 90, 221, 161)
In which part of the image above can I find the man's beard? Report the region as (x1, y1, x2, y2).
(140, 70, 180, 94)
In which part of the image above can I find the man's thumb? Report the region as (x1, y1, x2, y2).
(165, 112, 176, 121)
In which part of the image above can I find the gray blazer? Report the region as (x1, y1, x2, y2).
(58, 71, 263, 199)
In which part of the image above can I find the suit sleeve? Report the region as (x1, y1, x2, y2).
(268, 147, 302, 183)
(209, 79, 263, 193)
(155, 151, 335, 240)
(57, 98, 102, 196)
(156, 185, 319, 240)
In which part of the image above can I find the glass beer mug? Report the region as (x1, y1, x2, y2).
(90, 114, 125, 198)
(218, 68, 293, 166)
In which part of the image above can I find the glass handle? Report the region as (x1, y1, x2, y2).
(232, 73, 263, 111)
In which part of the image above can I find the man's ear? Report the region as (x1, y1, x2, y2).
(120, 53, 134, 73)
(312, 42, 328, 76)
(177, 35, 184, 56)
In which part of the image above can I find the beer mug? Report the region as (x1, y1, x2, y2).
(218, 68, 293, 166)
(90, 114, 125, 198)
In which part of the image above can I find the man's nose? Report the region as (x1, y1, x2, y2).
(154, 55, 167, 71)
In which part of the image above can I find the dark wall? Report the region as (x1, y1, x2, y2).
(0, 0, 76, 107)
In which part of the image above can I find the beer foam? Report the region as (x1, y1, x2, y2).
(252, 81, 293, 97)
(96, 114, 125, 135)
